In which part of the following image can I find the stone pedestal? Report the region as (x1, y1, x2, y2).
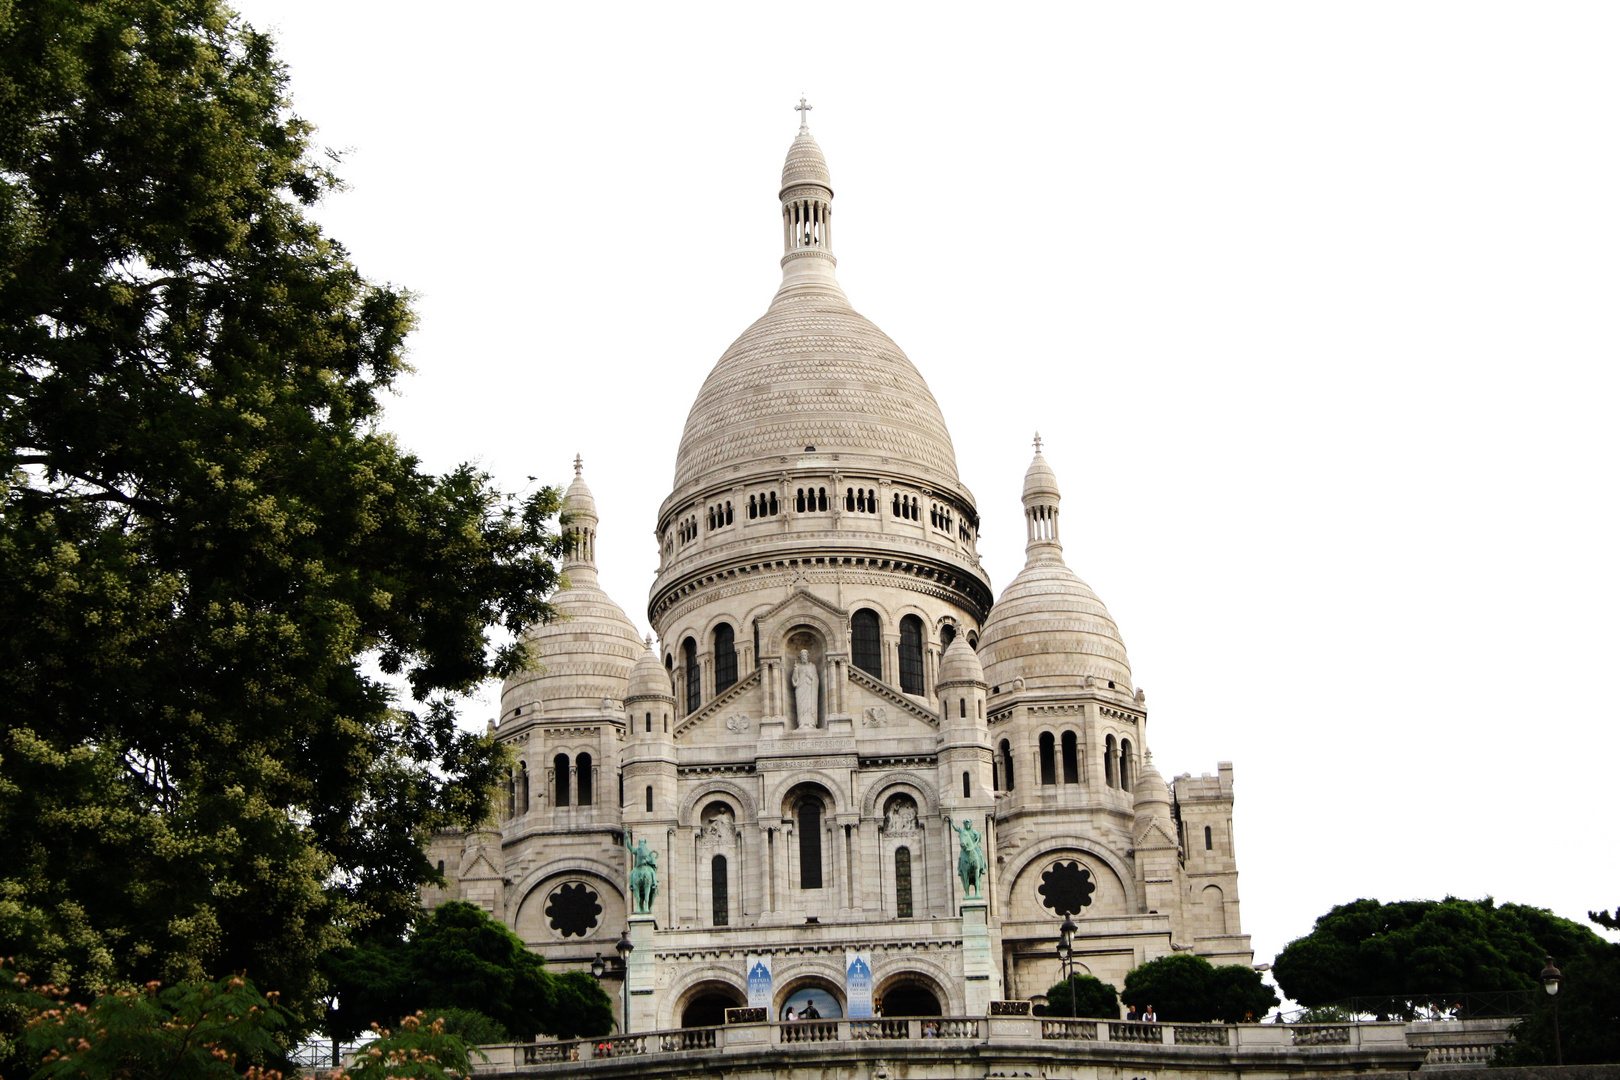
(960, 901, 997, 1016)
(627, 915, 658, 1033)
(826, 715, 853, 736)
(758, 717, 786, 740)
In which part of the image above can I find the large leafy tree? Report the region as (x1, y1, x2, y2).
(1040, 974, 1119, 1019)
(323, 902, 614, 1042)
(0, 0, 565, 1024)
(1272, 897, 1608, 1008)
(1120, 955, 1278, 1023)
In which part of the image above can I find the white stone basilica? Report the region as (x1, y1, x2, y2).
(427, 108, 1252, 1033)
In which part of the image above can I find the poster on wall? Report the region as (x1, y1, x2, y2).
(845, 951, 873, 1018)
(745, 954, 773, 1009)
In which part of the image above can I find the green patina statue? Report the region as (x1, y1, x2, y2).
(625, 831, 659, 914)
(948, 816, 987, 899)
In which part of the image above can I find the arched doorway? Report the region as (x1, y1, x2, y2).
(777, 977, 844, 1021)
(680, 982, 745, 1028)
(877, 974, 945, 1017)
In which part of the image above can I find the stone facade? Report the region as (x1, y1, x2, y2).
(427, 110, 1252, 1030)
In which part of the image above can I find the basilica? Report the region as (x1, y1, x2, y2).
(426, 108, 1252, 1033)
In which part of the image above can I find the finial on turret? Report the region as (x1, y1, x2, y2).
(795, 96, 813, 133)
(573, 453, 583, 477)
(1033, 431, 1043, 454)
(644, 634, 653, 649)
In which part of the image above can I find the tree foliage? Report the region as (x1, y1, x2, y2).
(1040, 974, 1119, 1019)
(1271, 897, 1609, 1007)
(323, 902, 613, 1043)
(0, 0, 567, 1024)
(1494, 911, 1620, 1067)
(1120, 954, 1278, 1023)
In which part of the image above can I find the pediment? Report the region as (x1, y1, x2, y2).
(1134, 818, 1179, 849)
(758, 587, 848, 628)
(675, 668, 762, 740)
(461, 851, 503, 880)
(848, 664, 938, 728)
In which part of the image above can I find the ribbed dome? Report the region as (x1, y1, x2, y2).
(1134, 750, 1172, 816)
(672, 293, 961, 490)
(626, 638, 675, 702)
(780, 129, 832, 193)
(1023, 448, 1059, 501)
(980, 557, 1132, 693)
(501, 464, 642, 720)
(936, 635, 985, 687)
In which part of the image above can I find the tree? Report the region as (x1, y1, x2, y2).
(324, 902, 613, 1043)
(0, 0, 567, 1026)
(1494, 912, 1620, 1066)
(1041, 974, 1119, 1019)
(1271, 897, 1609, 1009)
(1121, 955, 1277, 1023)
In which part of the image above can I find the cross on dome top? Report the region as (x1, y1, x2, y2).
(795, 96, 812, 132)
(1033, 432, 1043, 454)
(573, 453, 583, 476)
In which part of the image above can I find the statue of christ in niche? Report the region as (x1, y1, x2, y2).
(791, 649, 820, 729)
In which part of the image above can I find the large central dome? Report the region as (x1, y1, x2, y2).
(672, 296, 961, 491)
(670, 123, 960, 494)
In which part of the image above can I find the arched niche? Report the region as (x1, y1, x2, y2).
(782, 623, 827, 729)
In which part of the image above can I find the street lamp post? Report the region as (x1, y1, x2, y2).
(1539, 956, 1562, 1066)
(1056, 917, 1078, 1017)
(616, 930, 636, 1035)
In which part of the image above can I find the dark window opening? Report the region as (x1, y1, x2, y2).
(554, 753, 571, 806)
(1104, 735, 1117, 788)
(959, 697, 967, 718)
(1061, 731, 1079, 784)
(1039, 732, 1056, 786)
(712, 855, 729, 926)
(645, 711, 652, 733)
(845, 488, 854, 511)
(940, 623, 956, 648)
(714, 623, 737, 694)
(798, 800, 823, 889)
(1204, 825, 1213, 851)
(646, 785, 653, 812)
(576, 752, 592, 805)
(962, 771, 971, 797)
(895, 847, 913, 918)
(769, 492, 779, 514)
(683, 637, 699, 714)
(518, 761, 529, 809)
(817, 487, 828, 511)
(899, 615, 924, 695)
(852, 609, 882, 679)
(1001, 739, 1015, 790)
(1120, 738, 1134, 792)
(796, 488, 806, 512)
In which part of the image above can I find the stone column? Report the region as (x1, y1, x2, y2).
(627, 915, 658, 1032)
(961, 901, 995, 1016)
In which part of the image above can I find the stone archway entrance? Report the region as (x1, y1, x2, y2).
(877, 975, 944, 1017)
(680, 982, 745, 1028)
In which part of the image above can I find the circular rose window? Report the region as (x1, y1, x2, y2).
(1038, 860, 1095, 916)
(544, 881, 603, 938)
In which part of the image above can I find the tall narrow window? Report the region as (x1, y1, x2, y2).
(505, 769, 515, 818)
(518, 761, 529, 809)
(1061, 731, 1079, 784)
(1104, 735, 1117, 788)
(852, 609, 882, 678)
(798, 800, 823, 889)
(713, 623, 737, 694)
(753, 620, 761, 670)
(712, 855, 729, 926)
(683, 637, 699, 714)
(554, 753, 571, 807)
(1039, 733, 1056, 785)
(895, 847, 913, 918)
(796, 488, 806, 512)
(645, 785, 653, 812)
(575, 752, 592, 806)
(770, 492, 779, 514)
(1204, 825, 1213, 851)
(962, 771, 971, 797)
(817, 488, 827, 511)
(899, 615, 924, 695)
(959, 697, 967, 718)
(645, 711, 652, 733)
(1120, 738, 1134, 792)
(940, 623, 956, 648)
(1001, 739, 1015, 790)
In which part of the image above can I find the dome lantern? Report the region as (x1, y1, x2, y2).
(780, 98, 835, 273)
(1023, 433, 1062, 564)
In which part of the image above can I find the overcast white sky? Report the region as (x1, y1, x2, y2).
(231, 1, 1619, 976)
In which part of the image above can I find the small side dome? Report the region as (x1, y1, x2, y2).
(1022, 439, 1060, 503)
(1133, 750, 1173, 816)
(627, 637, 675, 702)
(936, 635, 985, 687)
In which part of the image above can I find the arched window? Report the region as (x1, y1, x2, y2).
(748, 495, 757, 519)
(796, 488, 806, 512)
(645, 785, 653, 812)
(845, 488, 854, 511)
(892, 493, 901, 516)
(1039, 732, 1056, 786)
(940, 623, 956, 649)
(798, 799, 823, 889)
(817, 487, 828, 511)
(1104, 735, 1117, 788)
(1061, 731, 1079, 784)
(1120, 738, 1134, 792)
(752, 620, 761, 670)
(769, 492, 779, 514)
(1000, 738, 1015, 790)
(518, 761, 530, 809)
(683, 637, 699, 714)
(1204, 825, 1213, 851)
(898, 615, 924, 695)
(895, 847, 913, 918)
(713, 623, 737, 694)
(712, 855, 729, 926)
(959, 697, 966, 718)
(645, 711, 652, 734)
(851, 609, 882, 679)
(505, 768, 515, 818)
(725, 502, 733, 525)
(962, 771, 971, 797)
(575, 752, 592, 805)
(554, 753, 571, 807)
